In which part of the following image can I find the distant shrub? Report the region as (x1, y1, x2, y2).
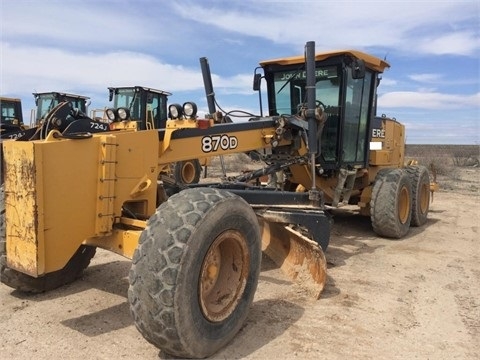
(452, 151, 479, 167)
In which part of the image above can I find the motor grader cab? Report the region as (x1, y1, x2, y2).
(255, 49, 433, 238)
(1, 41, 433, 358)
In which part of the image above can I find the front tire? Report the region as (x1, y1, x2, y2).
(370, 169, 412, 238)
(406, 165, 430, 226)
(128, 188, 261, 358)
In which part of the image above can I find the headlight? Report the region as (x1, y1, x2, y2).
(168, 104, 182, 119)
(183, 102, 197, 118)
(117, 107, 130, 121)
(105, 108, 117, 121)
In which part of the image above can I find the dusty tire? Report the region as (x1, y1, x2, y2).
(0, 186, 96, 293)
(174, 159, 202, 184)
(406, 165, 430, 226)
(370, 169, 412, 238)
(128, 188, 261, 358)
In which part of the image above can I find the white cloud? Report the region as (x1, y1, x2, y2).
(1, 43, 253, 95)
(408, 74, 443, 83)
(416, 31, 480, 56)
(172, 1, 480, 56)
(2, 1, 161, 47)
(378, 91, 480, 109)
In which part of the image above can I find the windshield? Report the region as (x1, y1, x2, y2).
(36, 95, 87, 122)
(272, 65, 340, 115)
(1, 101, 18, 123)
(36, 95, 56, 121)
(67, 98, 87, 112)
(114, 88, 140, 119)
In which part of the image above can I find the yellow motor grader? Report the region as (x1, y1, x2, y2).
(1, 41, 434, 358)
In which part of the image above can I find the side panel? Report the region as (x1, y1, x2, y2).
(158, 121, 278, 165)
(3, 130, 159, 276)
(369, 119, 405, 167)
(4, 141, 44, 276)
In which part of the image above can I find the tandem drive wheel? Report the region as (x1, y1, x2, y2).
(370, 169, 413, 238)
(406, 165, 430, 226)
(128, 187, 261, 358)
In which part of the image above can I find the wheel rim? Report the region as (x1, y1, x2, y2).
(181, 162, 196, 184)
(419, 182, 429, 214)
(199, 230, 249, 322)
(398, 185, 410, 224)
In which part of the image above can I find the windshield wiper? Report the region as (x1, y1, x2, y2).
(128, 91, 138, 112)
(277, 65, 305, 94)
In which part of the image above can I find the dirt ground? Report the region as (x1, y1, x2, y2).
(1, 167, 479, 359)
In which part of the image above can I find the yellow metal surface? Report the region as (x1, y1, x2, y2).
(85, 227, 143, 259)
(158, 126, 281, 165)
(3, 130, 159, 275)
(369, 120, 405, 167)
(3, 141, 44, 276)
(258, 218, 327, 299)
(260, 49, 390, 73)
(95, 135, 117, 234)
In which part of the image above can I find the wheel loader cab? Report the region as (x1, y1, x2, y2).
(33, 92, 90, 125)
(107, 86, 171, 130)
(1, 97, 24, 127)
(260, 50, 389, 171)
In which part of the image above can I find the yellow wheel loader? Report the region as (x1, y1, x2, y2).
(1, 92, 94, 185)
(1, 41, 435, 358)
(103, 85, 207, 184)
(1, 97, 25, 138)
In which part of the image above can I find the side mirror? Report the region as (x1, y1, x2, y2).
(253, 73, 262, 91)
(108, 89, 114, 102)
(352, 59, 366, 79)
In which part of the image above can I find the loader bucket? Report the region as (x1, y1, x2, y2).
(258, 219, 327, 299)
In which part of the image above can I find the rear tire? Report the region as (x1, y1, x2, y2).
(128, 188, 261, 358)
(0, 186, 96, 293)
(370, 169, 412, 238)
(406, 165, 430, 226)
(174, 159, 202, 184)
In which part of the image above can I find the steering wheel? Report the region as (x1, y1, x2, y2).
(296, 100, 326, 115)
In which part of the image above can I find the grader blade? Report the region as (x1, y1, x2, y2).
(258, 219, 327, 299)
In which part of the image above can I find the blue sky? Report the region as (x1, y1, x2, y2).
(1, 0, 479, 144)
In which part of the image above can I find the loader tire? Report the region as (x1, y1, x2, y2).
(128, 188, 261, 358)
(0, 186, 96, 293)
(406, 165, 430, 226)
(370, 169, 412, 238)
(174, 159, 202, 184)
